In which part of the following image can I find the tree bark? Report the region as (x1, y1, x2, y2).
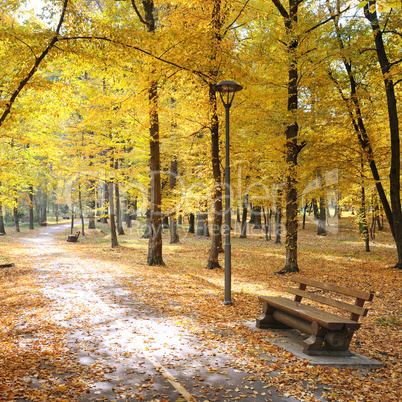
(147, 77, 164, 265)
(188, 213, 195, 233)
(196, 213, 210, 237)
(0, 200, 5, 235)
(29, 185, 34, 230)
(272, 0, 302, 274)
(109, 180, 118, 248)
(14, 201, 20, 233)
(169, 159, 179, 244)
(364, 2, 402, 268)
(207, 83, 223, 269)
(240, 202, 247, 238)
(78, 184, 85, 237)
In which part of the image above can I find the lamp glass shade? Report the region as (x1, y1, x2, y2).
(213, 80, 243, 93)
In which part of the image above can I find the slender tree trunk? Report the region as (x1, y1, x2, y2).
(240, 202, 247, 238)
(317, 197, 327, 236)
(207, 83, 223, 269)
(302, 202, 308, 229)
(0, 200, 5, 235)
(29, 185, 34, 230)
(360, 185, 370, 252)
(147, 78, 164, 265)
(101, 182, 108, 224)
(169, 159, 179, 244)
(14, 205, 20, 232)
(55, 203, 59, 224)
(88, 179, 96, 229)
(78, 184, 85, 237)
(273, 0, 303, 274)
(364, 2, 402, 268)
(188, 213, 195, 233)
(115, 179, 125, 235)
(109, 180, 118, 248)
(275, 186, 282, 244)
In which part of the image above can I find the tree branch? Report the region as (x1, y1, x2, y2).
(0, 0, 69, 128)
(270, 0, 289, 19)
(223, 0, 250, 37)
(130, 0, 149, 26)
(58, 35, 210, 83)
(304, 6, 350, 35)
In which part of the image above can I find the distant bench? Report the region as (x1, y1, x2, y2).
(256, 276, 375, 356)
(67, 231, 80, 243)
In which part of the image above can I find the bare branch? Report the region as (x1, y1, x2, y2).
(304, 7, 350, 35)
(270, 0, 289, 19)
(130, 0, 148, 26)
(223, 0, 250, 37)
(58, 35, 210, 83)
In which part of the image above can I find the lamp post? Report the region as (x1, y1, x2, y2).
(213, 80, 243, 305)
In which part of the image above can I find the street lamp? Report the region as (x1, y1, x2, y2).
(213, 80, 243, 305)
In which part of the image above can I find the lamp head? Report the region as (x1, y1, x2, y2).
(213, 80, 243, 93)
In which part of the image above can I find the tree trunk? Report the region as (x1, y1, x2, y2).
(147, 79, 164, 265)
(302, 202, 308, 229)
(101, 182, 108, 224)
(360, 185, 370, 252)
(55, 203, 59, 224)
(252, 206, 262, 229)
(188, 213, 195, 233)
(109, 180, 118, 248)
(88, 179, 96, 229)
(78, 184, 85, 237)
(275, 186, 282, 244)
(142, 209, 151, 239)
(0, 200, 5, 235)
(29, 185, 34, 230)
(317, 196, 327, 236)
(115, 179, 125, 235)
(273, 0, 302, 274)
(196, 213, 209, 237)
(169, 159, 179, 244)
(14, 201, 20, 233)
(207, 83, 223, 269)
(364, 2, 402, 268)
(240, 202, 247, 238)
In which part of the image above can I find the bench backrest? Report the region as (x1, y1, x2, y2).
(287, 276, 375, 322)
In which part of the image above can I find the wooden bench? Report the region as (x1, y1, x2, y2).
(67, 231, 80, 242)
(256, 276, 375, 356)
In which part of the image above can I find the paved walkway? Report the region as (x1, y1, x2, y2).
(16, 225, 303, 402)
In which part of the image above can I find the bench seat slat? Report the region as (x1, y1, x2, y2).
(291, 275, 374, 301)
(286, 287, 369, 317)
(258, 296, 361, 331)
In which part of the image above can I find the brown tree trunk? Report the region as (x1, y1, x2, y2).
(364, 2, 402, 268)
(78, 184, 85, 237)
(0, 199, 5, 235)
(272, 0, 303, 274)
(29, 185, 34, 230)
(240, 202, 247, 238)
(14, 200, 20, 233)
(188, 213, 195, 233)
(147, 78, 164, 266)
(169, 159, 179, 244)
(207, 83, 223, 269)
(109, 180, 118, 248)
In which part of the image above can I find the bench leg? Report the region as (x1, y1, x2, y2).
(256, 303, 290, 329)
(303, 328, 354, 356)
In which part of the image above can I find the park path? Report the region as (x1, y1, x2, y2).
(16, 224, 302, 402)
